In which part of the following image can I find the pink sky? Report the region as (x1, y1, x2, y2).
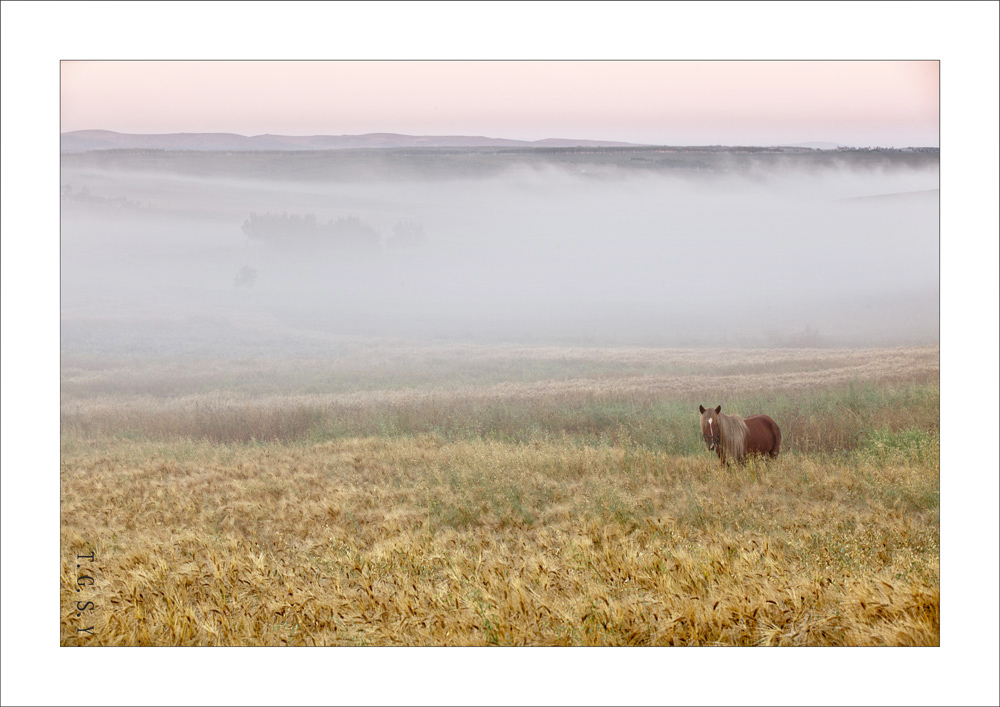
(61, 61, 939, 147)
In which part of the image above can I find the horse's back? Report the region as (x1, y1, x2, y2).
(744, 414, 781, 457)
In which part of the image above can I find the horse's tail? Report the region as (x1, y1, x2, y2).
(771, 418, 782, 457)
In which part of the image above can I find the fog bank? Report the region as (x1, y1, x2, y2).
(61, 148, 939, 353)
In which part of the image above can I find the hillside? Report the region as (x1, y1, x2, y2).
(60, 130, 644, 153)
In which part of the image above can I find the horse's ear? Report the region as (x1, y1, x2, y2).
(699, 405, 705, 414)
(715, 405, 722, 414)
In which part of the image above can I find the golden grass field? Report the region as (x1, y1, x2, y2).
(61, 344, 939, 645)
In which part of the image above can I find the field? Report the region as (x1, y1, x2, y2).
(60, 341, 939, 646)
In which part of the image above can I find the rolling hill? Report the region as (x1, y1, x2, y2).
(60, 130, 645, 153)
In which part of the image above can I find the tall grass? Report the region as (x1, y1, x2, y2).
(61, 379, 938, 454)
(61, 433, 939, 646)
(61, 344, 939, 645)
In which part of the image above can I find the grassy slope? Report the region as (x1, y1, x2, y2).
(61, 345, 939, 645)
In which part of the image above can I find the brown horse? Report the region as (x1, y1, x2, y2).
(699, 405, 781, 464)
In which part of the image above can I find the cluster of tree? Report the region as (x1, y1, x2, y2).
(834, 146, 939, 153)
(64, 147, 938, 184)
(61, 184, 146, 209)
(241, 212, 427, 251)
(241, 212, 380, 250)
(233, 265, 257, 288)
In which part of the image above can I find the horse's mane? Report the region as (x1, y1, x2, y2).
(718, 412, 749, 462)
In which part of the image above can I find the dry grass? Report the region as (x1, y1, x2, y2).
(61, 344, 938, 646)
(62, 344, 938, 401)
(61, 345, 938, 451)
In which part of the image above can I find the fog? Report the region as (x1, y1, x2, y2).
(60, 149, 939, 354)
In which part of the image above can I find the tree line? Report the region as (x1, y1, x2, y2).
(241, 212, 426, 251)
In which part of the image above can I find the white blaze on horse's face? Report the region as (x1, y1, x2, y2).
(700, 406, 719, 452)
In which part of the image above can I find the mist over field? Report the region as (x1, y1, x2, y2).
(58, 144, 944, 650)
(60, 147, 938, 353)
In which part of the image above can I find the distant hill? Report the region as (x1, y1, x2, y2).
(60, 130, 645, 153)
(779, 141, 845, 150)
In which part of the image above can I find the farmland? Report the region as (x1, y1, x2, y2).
(58, 143, 940, 646)
(61, 342, 939, 645)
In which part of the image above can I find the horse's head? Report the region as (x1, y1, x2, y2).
(699, 405, 723, 452)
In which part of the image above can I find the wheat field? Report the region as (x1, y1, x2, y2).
(61, 344, 939, 646)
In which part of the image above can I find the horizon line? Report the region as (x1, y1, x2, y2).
(59, 129, 940, 150)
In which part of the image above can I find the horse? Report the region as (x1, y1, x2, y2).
(699, 404, 781, 465)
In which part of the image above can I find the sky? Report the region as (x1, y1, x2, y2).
(61, 60, 939, 147)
